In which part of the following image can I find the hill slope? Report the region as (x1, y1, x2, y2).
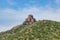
(0, 20, 60, 40)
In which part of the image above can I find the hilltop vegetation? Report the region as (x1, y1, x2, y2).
(0, 20, 60, 40)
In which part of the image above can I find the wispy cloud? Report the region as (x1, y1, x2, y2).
(54, 0, 60, 6)
(6, 0, 16, 5)
(1, 7, 60, 22)
(55, 0, 60, 3)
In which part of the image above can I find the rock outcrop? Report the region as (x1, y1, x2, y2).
(23, 14, 36, 25)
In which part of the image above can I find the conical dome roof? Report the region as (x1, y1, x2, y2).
(28, 14, 33, 16)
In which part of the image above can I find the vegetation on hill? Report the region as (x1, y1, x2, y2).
(0, 20, 60, 40)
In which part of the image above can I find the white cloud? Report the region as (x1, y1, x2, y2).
(0, 26, 11, 32)
(0, 26, 5, 32)
(41, 10, 60, 21)
(18, 7, 60, 22)
(1, 7, 60, 22)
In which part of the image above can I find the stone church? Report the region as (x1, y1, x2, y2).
(23, 14, 36, 25)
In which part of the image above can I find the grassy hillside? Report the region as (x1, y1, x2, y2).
(0, 20, 60, 40)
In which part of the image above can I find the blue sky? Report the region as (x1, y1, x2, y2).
(0, 0, 60, 32)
